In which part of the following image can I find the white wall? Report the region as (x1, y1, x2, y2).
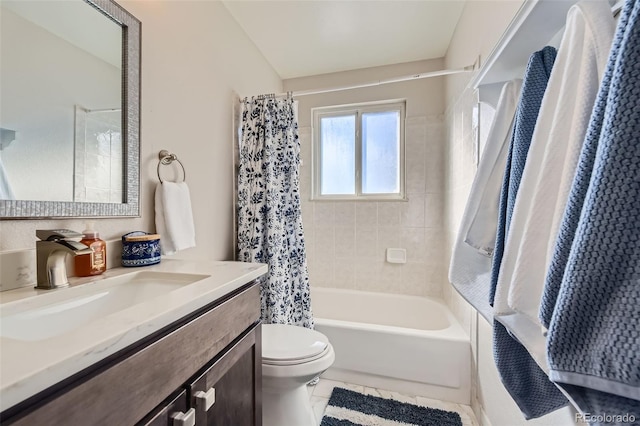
(0, 1, 282, 270)
(284, 59, 447, 297)
(443, 1, 576, 425)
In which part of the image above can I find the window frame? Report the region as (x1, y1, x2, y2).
(311, 100, 406, 201)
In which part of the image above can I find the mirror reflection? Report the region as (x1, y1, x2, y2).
(0, 0, 122, 203)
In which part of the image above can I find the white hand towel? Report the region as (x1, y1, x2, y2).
(155, 182, 196, 255)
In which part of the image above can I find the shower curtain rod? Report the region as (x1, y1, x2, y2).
(246, 64, 475, 100)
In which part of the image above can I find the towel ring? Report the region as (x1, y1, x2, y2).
(157, 149, 186, 183)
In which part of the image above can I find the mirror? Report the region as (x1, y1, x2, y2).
(0, 0, 140, 219)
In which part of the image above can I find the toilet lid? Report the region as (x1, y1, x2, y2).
(262, 324, 329, 362)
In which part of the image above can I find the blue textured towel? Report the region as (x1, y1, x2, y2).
(538, 8, 621, 330)
(490, 46, 568, 419)
(489, 46, 556, 306)
(541, 0, 640, 416)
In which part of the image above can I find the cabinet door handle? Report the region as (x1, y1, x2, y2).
(194, 387, 216, 411)
(171, 408, 196, 426)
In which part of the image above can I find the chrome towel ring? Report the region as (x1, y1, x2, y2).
(157, 149, 186, 183)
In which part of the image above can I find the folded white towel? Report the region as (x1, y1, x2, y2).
(155, 182, 196, 255)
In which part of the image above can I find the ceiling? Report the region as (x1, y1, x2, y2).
(222, 1, 466, 80)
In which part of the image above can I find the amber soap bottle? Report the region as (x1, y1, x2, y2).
(75, 222, 107, 277)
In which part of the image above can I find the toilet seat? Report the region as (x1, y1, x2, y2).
(262, 324, 329, 365)
(263, 345, 331, 366)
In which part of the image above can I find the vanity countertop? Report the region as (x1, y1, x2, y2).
(0, 260, 267, 413)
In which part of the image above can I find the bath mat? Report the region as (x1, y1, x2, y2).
(320, 387, 463, 426)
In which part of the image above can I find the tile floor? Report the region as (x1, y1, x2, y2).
(307, 377, 479, 426)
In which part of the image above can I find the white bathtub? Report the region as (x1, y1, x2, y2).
(311, 287, 471, 404)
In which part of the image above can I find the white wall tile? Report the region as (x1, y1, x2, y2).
(405, 123, 427, 159)
(301, 200, 314, 227)
(356, 202, 377, 227)
(314, 202, 335, 227)
(424, 228, 445, 264)
(378, 202, 401, 226)
(314, 226, 335, 260)
(309, 258, 334, 287)
(355, 226, 377, 259)
(355, 258, 382, 290)
(401, 228, 427, 262)
(425, 125, 446, 194)
(406, 154, 427, 194)
(300, 166, 312, 200)
(400, 261, 427, 295)
(401, 194, 425, 228)
(378, 226, 401, 262)
(335, 226, 356, 259)
(424, 193, 444, 229)
(334, 202, 355, 227)
(424, 263, 444, 298)
(334, 259, 356, 289)
(84, 154, 110, 189)
(379, 262, 402, 289)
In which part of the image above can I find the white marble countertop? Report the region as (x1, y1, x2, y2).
(0, 259, 267, 412)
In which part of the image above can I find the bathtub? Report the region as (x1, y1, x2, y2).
(311, 287, 471, 404)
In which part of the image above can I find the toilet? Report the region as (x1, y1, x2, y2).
(262, 324, 335, 426)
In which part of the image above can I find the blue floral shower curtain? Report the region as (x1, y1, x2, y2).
(237, 95, 314, 329)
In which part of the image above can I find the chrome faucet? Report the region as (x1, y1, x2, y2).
(36, 230, 92, 290)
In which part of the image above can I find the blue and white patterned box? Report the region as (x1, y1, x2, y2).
(121, 232, 161, 267)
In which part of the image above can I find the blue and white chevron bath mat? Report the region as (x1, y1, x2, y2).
(320, 387, 463, 426)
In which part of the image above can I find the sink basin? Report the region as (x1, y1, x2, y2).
(0, 271, 209, 342)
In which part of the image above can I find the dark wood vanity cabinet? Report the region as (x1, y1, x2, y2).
(139, 323, 262, 426)
(140, 390, 190, 426)
(1, 282, 262, 426)
(189, 324, 261, 426)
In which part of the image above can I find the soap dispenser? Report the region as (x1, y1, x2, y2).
(75, 221, 107, 277)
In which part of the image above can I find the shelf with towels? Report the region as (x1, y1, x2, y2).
(457, 0, 637, 417)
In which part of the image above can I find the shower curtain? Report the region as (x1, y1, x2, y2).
(236, 95, 314, 329)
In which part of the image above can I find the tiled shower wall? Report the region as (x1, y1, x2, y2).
(73, 108, 123, 203)
(299, 114, 447, 298)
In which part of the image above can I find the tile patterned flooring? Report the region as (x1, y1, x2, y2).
(308, 377, 479, 426)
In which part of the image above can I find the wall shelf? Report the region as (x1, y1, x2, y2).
(471, 0, 579, 106)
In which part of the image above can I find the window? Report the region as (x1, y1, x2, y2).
(312, 101, 405, 200)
